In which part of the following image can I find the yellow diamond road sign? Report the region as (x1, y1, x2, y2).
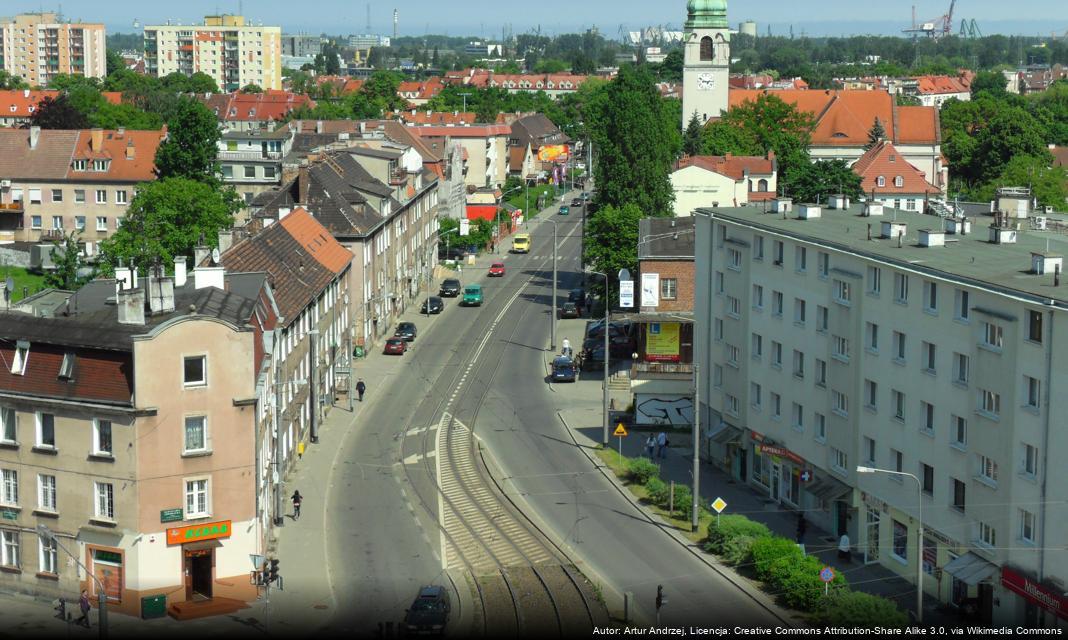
(613, 423, 628, 437)
(711, 497, 727, 514)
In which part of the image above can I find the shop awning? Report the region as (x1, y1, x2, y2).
(77, 526, 123, 547)
(808, 476, 853, 502)
(182, 539, 223, 551)
(709, 422, 742, 444)
(943, 552, 999, 586)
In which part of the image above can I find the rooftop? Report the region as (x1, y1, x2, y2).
(639, 217, 695, 260)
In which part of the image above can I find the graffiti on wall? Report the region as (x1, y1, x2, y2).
(635, 395, 694, 426)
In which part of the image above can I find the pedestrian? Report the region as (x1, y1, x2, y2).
(585, 294, 593, 315)
(297, 441, 305, 460)
(291, 490, 303, 520)
(656, 431, 667, 458)
(645, 434, 656, 459)
(356, 378, 366, 402)
(75, 590, 91, 628)
(562, 337, 572, 358)
(838, 533, 851, 563)
(796, 513, 807, 544)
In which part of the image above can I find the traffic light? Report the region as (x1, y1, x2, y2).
(268, 559, 280, 583)
(656, 585, 664, 610)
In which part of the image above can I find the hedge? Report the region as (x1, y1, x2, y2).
(821, 590, 909, 627)
(626, 457, 660, 485)
(705, 515, 773, 556)
(644, 476, 668, 505)
(751, 536, 804, 582)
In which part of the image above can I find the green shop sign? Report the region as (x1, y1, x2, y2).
(160, 508, 183, 523)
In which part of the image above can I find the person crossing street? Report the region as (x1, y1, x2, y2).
(356, 379, 366, 402)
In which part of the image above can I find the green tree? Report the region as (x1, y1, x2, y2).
(98, 178, 242, 275)
(31, 94, 90, 129)
(240, 84, 264, 93)
(154, 97, 221, 183)
(894, 93, 922, 106)
(781, 156, 863, 203)
(701, 93, 812, 177)
(0, 70, 29, 90)
(683, 111, 704, 157)
(89, 102, 165, 130)
(106, 50, 125, 76)
(45, 232, 92, 290)
(534, 58, 569, 73)
(432, 47, 440, 68)
(865, 117, 886, 150)
(583, 203, 644, 285)
(971, 70, 1008, 98)
(974, 155, 1067, 208)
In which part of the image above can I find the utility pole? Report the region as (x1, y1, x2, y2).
(548, 219, 558, 350)
(588, 270, 610, 446)
(38, 525, 108, 639)
(309, 329, 319, 443)
(692, 362, 700, 532)
(274, 375, 285, 526)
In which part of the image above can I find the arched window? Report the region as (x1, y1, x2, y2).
(700, 36, 713, 61)
(758, 178, 769, 191)
(894, 176, 904, 187)
(877, 176, 886, 187)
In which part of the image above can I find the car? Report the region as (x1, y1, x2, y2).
(511, 233, 531, 253)
(551, 356, 577, 382)
(488, 262, 505, 277)
(581, 192, 592, 201)
(421, 296, 444, 314)
(570, 198, 583, 207)
(461, 284, 483, 306)
(559, 301, 580, 319)
(394, 322, 418, 341)
(567, 288, 585, 304)
(438, 246, 466, 261)
(558, 205, 570, 216)
(438, 278, 461, 297)
(402, 585, 451, 636)
(383, 338, 407, 355)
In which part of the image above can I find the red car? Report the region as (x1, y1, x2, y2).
(488, 262, 506, 277)
(383, 338, 407, 355)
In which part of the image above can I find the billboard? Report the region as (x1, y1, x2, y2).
(537, 144, 570, 162)
(646, 322, 680, 362)
(619, 280, 634, 308)
(641, 272, 659, 308)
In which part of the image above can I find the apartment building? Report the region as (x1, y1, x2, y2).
(0, 13, 106, 86)
(0, 127, 165, 245)
(407, 123, 510, 189)
(217, 128, 295, 205)
(199, 90, 315, 132)
(0, 264, 277, 617)
(696, 201, 1068, 627)
(143, 15, 282, 92)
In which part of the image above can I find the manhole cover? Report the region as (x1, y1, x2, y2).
(313, 604, 329, 610)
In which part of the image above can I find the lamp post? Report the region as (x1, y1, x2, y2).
(857, 466, 924, 623)
(37, 524, 108, 639)
(546, 218, 558, 351)
(587, 269, 610, 446)
(426, 228, 457, 316)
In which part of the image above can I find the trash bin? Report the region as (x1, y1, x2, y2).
(141, 594, 167, 619)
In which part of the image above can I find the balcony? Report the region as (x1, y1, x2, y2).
(630, 361, 694, 381)
(0, 202, 24, 213)
(218, 149, 282, 161)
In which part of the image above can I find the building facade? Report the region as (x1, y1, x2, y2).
(217, 128, 295, 205)
(0, 13, 106, 86)
(681, 0, 731, 126)
(144, 15, 283, 91)
(672, 154, 777, 215)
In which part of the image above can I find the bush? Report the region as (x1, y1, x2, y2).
(777, 554, 846, 612)
(705, 515, 773, 555)
(751, 536, 803, 582)
(821, 590, 908, 628)
(644, 477, 668, 505)
(670, 484, 693, 517)
(625, 457, 660, 485)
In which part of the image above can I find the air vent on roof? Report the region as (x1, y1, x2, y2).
(1031, 252, 1063, 275)
(918, 229, 945, 247)
(988, 212, 1018, 244)
(772, 198, 792, 214)
(862, 202, 884, 217)
(797, 204, 821, 219)
(881, 221, 907, 240)
(58, 352, 75, 380)
(827, 194, 849, 210)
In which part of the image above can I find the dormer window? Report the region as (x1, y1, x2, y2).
(889, 154, 896, 162)
(28, 106, 34, 113)
(877, 176, 886, 187)
(894, 176, 904, 187)
(58, 352, 75, 381)
(72, 159, 87, 171)
(229, 108, 237, 116)
(11, 340, 29, 376)
(249, 108, 256, 117)
(8, 106, 15, 113)
(92, 159, 110, 172)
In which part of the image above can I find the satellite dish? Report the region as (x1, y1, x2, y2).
(4, 276, 13, 292)
(211, 248, 221, 265)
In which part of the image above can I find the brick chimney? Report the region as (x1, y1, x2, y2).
(298, 166, 311, 204)
(146, 275, 176, 314)
(217, 229, 233, 254)
(174, 256, 188, 287)
(29, 126, 40, 150)
(116, 287, 146, 325)
(90, 128, 104, 152)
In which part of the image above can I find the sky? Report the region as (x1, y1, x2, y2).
(16, 0, 1067, 37)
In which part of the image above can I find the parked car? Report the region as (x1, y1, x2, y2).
(488, 262, 506, 277)
(421, 296, 444, 314)
(551, 356, 578, 382)
(438, 246, 465, 261)
(383, 338, 407, 355)
(570, 197, 583, 207)
(438, 278, 461, 297)
(394, 322, 418, 341)
(558, 205, 570, 215)
(567, 288, 585, 304)
(461, 284, 484, 307)
(402, 585, 451, 636)
(581, 191, 592, 201)
(559, 301, 580, 319)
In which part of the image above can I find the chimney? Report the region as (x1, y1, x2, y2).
(90, 128, 104, 152)
(29, 126, 41, 150)
(194, 246, 210, 266)
(117, 127, 125, 137)
(174, 256, 188, 287)
(23, 89, 30, 98)
(298, 167, 311, 204)
(126, 139, 135, 160)
(116, 287, 146, 325)
(147, 275, 176, 314)
(218, 229, 233, 255)
(114, 266, 132, 291)
(316, 120, 324, 134)
(193, 266, 226, 290)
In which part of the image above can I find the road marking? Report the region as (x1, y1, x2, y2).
(402, 450, 437, 465)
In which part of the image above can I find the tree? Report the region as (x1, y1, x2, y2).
(241, 84, 264, 93)
(186, 72, 221, 94)
(106, 50, 125, 76)
(700, 93, 813, 177)
(780, 156, 863, 203)
(0, 70, 29, 90)
(583, 203, 644, 287)
(98, 178, 242, 275)
(154, 97, 221, 183)
(90, 102, 164, 130)
(432, 47, 440, 68)
(971, 70, 1008, 98)
(974, 155, 1067, 208)
(31, 94, 89, 129)
(45, 232, 92, 290)
(683, 111, 704, 157)
(865, 117, 886, 150)
(894, 93, 922, 106)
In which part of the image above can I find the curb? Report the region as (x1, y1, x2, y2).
(556, 410, 801, 629)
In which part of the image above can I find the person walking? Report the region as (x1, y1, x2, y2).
(656, 431, 667, 458)
(645, 434, 656, 459)
(562, 337, 572, 358)
(796, 513, 807, 544)
(75, 590, 91, 628)
(291, 490, 303, 520)
(356, 379, 366, 402)
(838, 533, 851, 562)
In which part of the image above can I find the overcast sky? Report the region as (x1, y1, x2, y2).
(20, 1, 1065, 37)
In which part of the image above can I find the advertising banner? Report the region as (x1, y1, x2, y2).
(641, 272, 660, 308)
(619, 280, 634, 308)
(537, 144, 570, 162)
(646, 322, 681, 362)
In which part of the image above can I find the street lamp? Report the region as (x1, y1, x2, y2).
(546, 218, 559, 350)
(37, 524, 108, 639)
(856, 465, 924, 623)
(426, 227, 457, 316)
(587, 269, 610, 446)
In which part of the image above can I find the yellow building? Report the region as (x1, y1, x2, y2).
(0, 12, 106, 86)
(143, 15, 282, 91)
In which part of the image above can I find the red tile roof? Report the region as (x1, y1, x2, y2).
(279, 207, 355, 274)
(202, 90, 315, 122)
(0, 89, 59, 118)
(677, 153, 776, 181)
(407, 124, 511, 137)
(0, 342, 133, 405)
(852, 140, 939, 195)
(69, 128, 166, 182)
(389, 111, 479, 126)
(914, 75, 970, 95)
(1051, 146, 1068, 168)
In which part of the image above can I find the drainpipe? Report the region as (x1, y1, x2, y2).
(309, 329, 320, 443)
(1038, 305, 1054, 588)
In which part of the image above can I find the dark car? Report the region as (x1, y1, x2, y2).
(581, 191, 592, 201)
(558, 205, 570, 215)
(438, 278, 461, 297)
(551, 356, 578, 382)
(421, 296, 444, 314)
(403, 585, 451, 636)
(567, 289, 585, 304)
(394, 322, 418, 341)
(559, 301, 580, 319)
(438, 246, 466, 261)
(570, 197, 583, 207)
(383, 338, 407, 355)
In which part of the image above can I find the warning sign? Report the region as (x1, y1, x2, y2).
(613, 423, 628, 437)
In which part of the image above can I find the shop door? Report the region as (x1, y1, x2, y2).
(184, 550, 213, 600)
(771, 464, 781, 502)
(978, 584, 994, 625)
(835, 500, 849, 536)
(864, 507, 881, 564)
(737, 448, 747, 482)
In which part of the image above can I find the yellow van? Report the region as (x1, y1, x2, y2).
(511, 233, 531, 254)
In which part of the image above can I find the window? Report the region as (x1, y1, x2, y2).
(893, 449, 904, 473)
(715, 271, 724, 294)
(979, 389, 1001, 417)
(184, 416, 207, 453)
(770, 392, 781, 419)
(953, 353, 969, 384)
(74, 189, 85, 203)
(923, 281, 938, 313)
(832, 390, 848, 416)
(795, 246, 807, 272)
(31, 216, 41, 229)
(92, 159, 109, 172)
(753, 235, 764, 260)
(660, 278, 677, 300)
(818, 252, 830, 278)
(832, 447, 848, 473)
(792, 350, 805, 378)
(51, 215, 63, 230)
(894, 273, 909, 303)
(864, 379, 878, 409)
(1028, 310, 1043, 343)
(713, 364, 723, 389)
(772, 291, 783, 316)
(921, 401, 935, 434)
(816, 305, 828, 332)
(815, 359, 827, 387)
(727, 248, 741, 269)
(1020, 510, 1036, 544)
(750, 382, 762, 409)
(39, 535, 57, 574)
(35, 412, 55, 448)
(725, 394, 739, 416)
(222, 165, 234, 179)
(892, 390, 905, 421)
(955, 289, 969, 321)
(922, 342, 936, 373)
(771, 341, 782, 368)
(815, 413, 826, 441)
(892, 331, 906, 362)
(94, 482, 114, 520)
(867, 266, 881, 294)
(864, 437, 876, 463)
(792, 403, 804, 430)
(751, 333, 763, 358)
(1, 469, 17, 505)
(877, 176, 887, 188)
(921, 463, 934, 495)
(977, 455, 998, 484)
(115, 190, 127, 205)
(0, 408, 14, 443)
(243, 165, 256, 178)
(952, 415, 968, 448)
(726, 344, 740, 366)
(952, 478, 966, 511)
(183, 356, 206, 386)
(264, 166, 277, 179)
(1, 530, 19, 568)
(72, 159, 87, 172)
(978, 521, 996, 548)
(832, 335, 850, 361)
(892, 520, 908, 560)
(1025, 376, 1041, 409)
(793, 298, 806, 325)
(37, 474, 56, 511)
(185, 479, 210, 517)
(92, 419, 112, 456)
(752, 285, 764, 309)
(726, 296, 741, 318)
(95, 189, 106, 204)
(866, 322, 879, 351)
(773, 240, 784, 265)
(982, 322, 1003, 349)
(11, 341, 29, 375)
(1022, 443, 1038, 477)
(75, 216, 85, 230)
(714, 318, 723, 342)
(96, 216, 107, 231)
(833, 279, 851, 305)
(51, 189, 62, 202)
(894, 175, 904, 187)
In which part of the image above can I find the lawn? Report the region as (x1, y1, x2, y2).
(506, 184, 559, 218)
(0, 267, 49, 303)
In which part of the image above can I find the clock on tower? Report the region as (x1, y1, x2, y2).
(681, 0, 730, 127)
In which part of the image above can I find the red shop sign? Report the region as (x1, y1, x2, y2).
(1001, 567, 1068, 621)
(758, 443, 805, 466)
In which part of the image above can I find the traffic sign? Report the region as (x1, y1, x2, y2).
(800, 469, 812, 482)
(819, 566, 836, 583)
(613, 423, 628, 437)
(711, 497, 727, 513)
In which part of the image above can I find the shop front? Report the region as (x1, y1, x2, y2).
(1000, 566, 1068, 628)
(166, 520, 232, 603)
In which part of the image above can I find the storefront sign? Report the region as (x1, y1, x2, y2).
(166, 520, 232, 546)
(619, 280, 634, 308)
(645, 322, 680, 362)
(160, 508, 183, 523)
(1, 509, 16, 520)
(758, 443, 805, 466)
(1002, 567, 1068, 621)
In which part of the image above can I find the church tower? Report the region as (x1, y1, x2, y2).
(681, 0, 730, 128)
